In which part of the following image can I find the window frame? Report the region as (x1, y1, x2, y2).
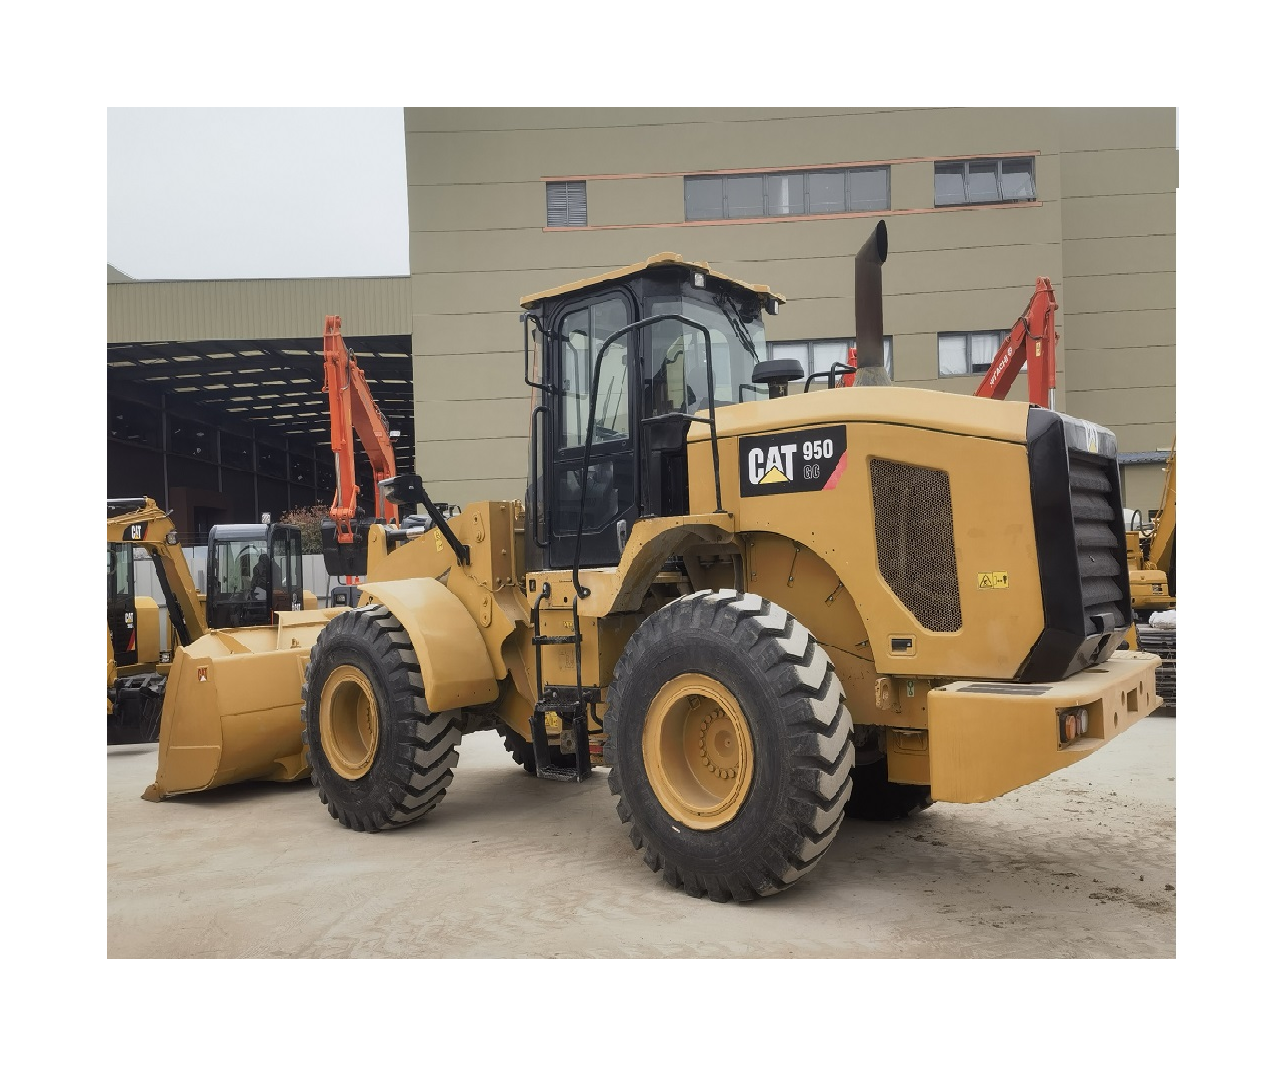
(933, 157, 1036, 207)
(684, 166, 891, 222)
(546, 180, 588, 228)
(769, 337, 894, 381)
(937, 330, 1021, 378)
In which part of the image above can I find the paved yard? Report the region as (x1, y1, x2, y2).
(107, 714, 1175, 958)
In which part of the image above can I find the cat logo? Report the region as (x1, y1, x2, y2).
(197, 667, 208, 682)
(125, 522, 147, 541)
(747, 444, 797, 485)
(739, 426, 847, 498)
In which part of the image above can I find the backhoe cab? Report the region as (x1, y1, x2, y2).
(146, 230, 1161, 905)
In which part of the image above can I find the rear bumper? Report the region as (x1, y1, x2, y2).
(893, 651, 1160, 803)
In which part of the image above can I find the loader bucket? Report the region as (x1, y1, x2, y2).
(142, 608, 346, 801)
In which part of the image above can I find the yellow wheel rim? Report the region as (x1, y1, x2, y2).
(319, 665, 379, 780)
(642, 673, 754, 830)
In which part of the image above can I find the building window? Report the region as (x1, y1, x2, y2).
(934, 157, 1036, 207)
(769, 337, 894, 381)
(937, 330, 1020, 376)
(546, 181, 587, 227)
(685, 167, 890, 222)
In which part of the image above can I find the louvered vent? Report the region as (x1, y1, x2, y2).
(546, 181, 588, 227)
(1068, 454, 1128, 632)
(870, 458, 962, 632)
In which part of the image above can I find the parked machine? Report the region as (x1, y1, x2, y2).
(142, 225, 1160, 902)
(319, 314, 400, 583)
(1132, 444, 1176, 709)
(107, 498, 308, 743)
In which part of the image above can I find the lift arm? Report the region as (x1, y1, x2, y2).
(1144, 443, 1176, 591)
(107, 498, 208, 646)
(974, 277, 1059, 408)
(323, 314, 399, 544)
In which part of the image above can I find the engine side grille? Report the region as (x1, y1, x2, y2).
(870, 458, 962, 632)
(1068, 454, 1127, 632)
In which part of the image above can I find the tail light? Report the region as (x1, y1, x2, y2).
(1057, 707, 1092, 746)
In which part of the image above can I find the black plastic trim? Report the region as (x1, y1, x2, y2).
(1018, 408, 1131, 682)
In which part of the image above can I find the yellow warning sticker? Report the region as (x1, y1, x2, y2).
(433, 528, 445, 553)
(977, 571, 1009, 589)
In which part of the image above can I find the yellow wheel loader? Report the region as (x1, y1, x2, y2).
(108, 498, 315, 744)
(145, 225, 1159, 901)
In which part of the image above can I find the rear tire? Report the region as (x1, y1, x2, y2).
(844, 755, 934, 820)
(301, 605, 461, 832)
(604, 591, 854, 901)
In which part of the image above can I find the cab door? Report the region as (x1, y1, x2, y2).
(546, 290, 638, 570)
(107, 543, 138, 666)
(269, 525, 304, 618)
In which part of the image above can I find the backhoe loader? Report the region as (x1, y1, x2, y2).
(108, 498, 311, 743)
(144, 223, 1159, 901)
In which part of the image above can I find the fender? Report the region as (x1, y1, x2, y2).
(360, 577, 500, 712)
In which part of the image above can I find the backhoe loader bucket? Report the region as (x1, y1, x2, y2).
(142, 608, 346, 801)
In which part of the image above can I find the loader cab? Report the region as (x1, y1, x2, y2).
(205, 522, 304, 629)
(521, 255, 783, 572)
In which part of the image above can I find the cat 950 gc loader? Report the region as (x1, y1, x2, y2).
(146, 223, 1159, 902)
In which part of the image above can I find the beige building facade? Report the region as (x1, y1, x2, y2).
(405, 107, 1176, 512)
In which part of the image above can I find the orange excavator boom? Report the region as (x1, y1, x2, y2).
(323, 314, 399, 542)
(973, 277, 1059, 408)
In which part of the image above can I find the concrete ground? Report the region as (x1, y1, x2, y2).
(107, 714, 1175, 959)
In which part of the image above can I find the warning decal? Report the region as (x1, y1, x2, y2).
(738, 425, 848, 498)
(977, 571, 1009, 589)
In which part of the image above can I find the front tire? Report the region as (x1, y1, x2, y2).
(301, 605, 462, 832)
(844, 755, 934, 820)
(604, 591, 854, 901)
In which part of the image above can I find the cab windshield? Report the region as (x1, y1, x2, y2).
(643, 294, 768, 416)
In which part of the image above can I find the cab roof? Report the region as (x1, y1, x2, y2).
(519, 253, 786, 310)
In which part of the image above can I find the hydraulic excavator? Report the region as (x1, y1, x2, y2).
(319, 314, 400, 587)
(141, 223, 1161, 903)
(971, 277, 1058, 408)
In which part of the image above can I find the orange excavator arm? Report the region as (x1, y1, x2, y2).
(323, 314, 398, 544)
(974, 277, 1059, 408)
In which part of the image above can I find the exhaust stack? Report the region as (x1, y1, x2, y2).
(852, 220, 890, 387)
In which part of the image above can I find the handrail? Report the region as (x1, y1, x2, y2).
(803, 362, 857, 393)
(570, 312, 723, 598)
(530, 403, 551, 550)
(521, 312, 557, 395)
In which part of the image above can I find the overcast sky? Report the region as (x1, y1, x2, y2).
(107, 108, 409, 279)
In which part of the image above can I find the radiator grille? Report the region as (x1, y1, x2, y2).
(870, 458, 962, 632)
(1069, 454, 1128, 632)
